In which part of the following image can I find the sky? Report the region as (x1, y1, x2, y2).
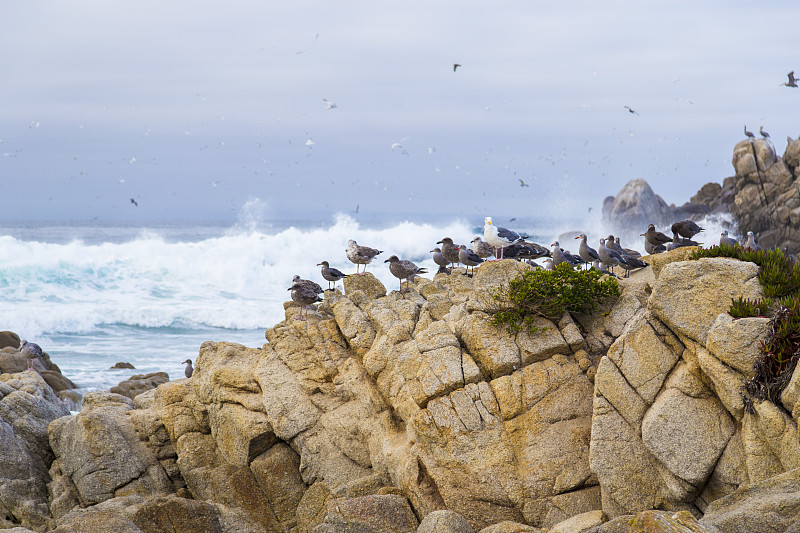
(3, 1, 799, 223)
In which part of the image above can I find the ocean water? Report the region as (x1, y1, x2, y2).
(0, 208, 736, 393)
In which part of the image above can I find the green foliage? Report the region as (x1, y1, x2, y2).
(692, 244, 800, 402)
(491, 263, 620, 334)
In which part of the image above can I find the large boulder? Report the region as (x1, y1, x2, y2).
(602, 179, 674, 238)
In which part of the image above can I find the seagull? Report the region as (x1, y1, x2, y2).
(575, 233, 600, 270)
(437, 237, 462, 270)
(624, 106, 639, 115)
(346, 240, 383, 275)
(598, 238, 623, 275)
(470, 236, 495, 259)
(317, 261, 348, 290)
(785, 71, 798, 88)
(430, 247, 451, 274)
(483, 216, 527, 260)
(641, 224, 672, 247)
(20, 340, 44, 370)
(130, 198, 138, 207)
(385, 255, 427, 292)
(182, 359, 194, 378)
(458, 244, 484, 277)
(615, 236, 641, 258)
(288, 277, 323, 320)
(453, 63, 461, 72)
(518, 178, 529, 187)
(744, 125, 755, 140)
(551, 241, 571, 269)
(720, 230, 739, 247)
(671, 220, 704, 239)
(323, 98, 337, 109)
(760, 126, 770, 139)
(745, 231, 761, 252)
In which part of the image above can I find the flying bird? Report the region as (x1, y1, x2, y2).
(785, 71, 798, 88)
(453, 63, 461, 72)
(624, 106, 638, 115)
(130, 198, 138, 207)
(744, 125, 755, 139)
(518, 178, 529, 187)
(323, 98, 337, 109)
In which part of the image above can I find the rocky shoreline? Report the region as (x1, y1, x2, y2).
(3, 249, 800, 533)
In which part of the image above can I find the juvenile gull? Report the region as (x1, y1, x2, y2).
(575, 234, 600, 269)
(20, 340, 44, 370)
(430, 247, 450, 273)
(458, 244, 484, 277)
(437, 237, 462, 269)
(182, 359, 194, 378)
(385, 255, 428, 293)
(317, 261, 348, 290)
(641, 224, 672, 248)
(668, 232, 702, 249)
(745, 231, 761, 252)
(644, 238, 666, 255)
(671, 220, 704, 239)
(470, 236, 495, 259)
(346, 240, 383, 275)
(483, 217, 527, 260)
(288, 278, 323, 320)
(719, 230, 739, 247)
(516, 240, 550, 259)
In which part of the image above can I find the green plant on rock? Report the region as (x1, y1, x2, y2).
(691, 244, 800, 403)
(491, 262, 620, 334)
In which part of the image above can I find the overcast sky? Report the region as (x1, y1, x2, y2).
(3, 1, 799, 223)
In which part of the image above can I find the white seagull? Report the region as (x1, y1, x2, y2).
(483, 217, 527, 260)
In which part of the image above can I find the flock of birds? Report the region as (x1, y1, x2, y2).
(284, 216, 769, 321)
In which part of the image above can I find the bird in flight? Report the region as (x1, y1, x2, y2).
(624, 106, 638, 115)
(785, 71, 798, 88)
(519, 178, 529, 187)
(453, 63, 461, 72)
(323, 98, 337, 109)
(130, 198, 138, 207)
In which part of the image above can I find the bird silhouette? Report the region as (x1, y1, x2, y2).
(785, 71, 798, 88)
(453, 63, 461, 72)
(130, 198, 138, 207)
(518, 178, 529, 187)
(760, 126, 770, 139)
(744, 125, 755, 140)
(624, 106, 638, 115)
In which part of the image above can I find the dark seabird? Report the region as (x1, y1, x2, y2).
(518, 178, 529, 187)
(598, 238, 623, 274)
(745, 231, 761, 252)
(671, 232, 702, 248)
(484, 217, 527, 260)
(130, 198, 138, 207)
(437, 237, 462, 270)
(719, 230, 739, 247)
(744, 125, 755, 140)
(644, 238, 666, 255)
(760, 126, 770, 139)
(288, 279, 323, 320)
(551, 241, 578, 269)
(624, 106, 639, 115)
(470, 236, 494, 259)
(292, 274, 323, 295)
(575, 234, 600, 269)
(182, 359, 194, 378)
(346, 240, 383, 275)
(385, 255, 428, 292)
(606, 235, 625, 254)
(785, 71, 798, 88)
(641, 224, 672, 247)
(453, 63, 461, 72)
(317, 261, 348, 290)
(430, 247, 450, 273)
(20, 340, 44, 370)
(458, 244, 484, 277)
(617, 253, 648, 278)
(671, 220, 704, 239)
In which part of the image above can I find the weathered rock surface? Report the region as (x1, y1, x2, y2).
(110, 372, 170, 399)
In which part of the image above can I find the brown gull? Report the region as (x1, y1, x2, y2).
(317, 261, 349, 290)
(385, 255, 428, 293)
(458, 244, 484, 277)
(667, 232, 702, 251)
(483, 217, 527, 260)
(346, 239, 383, 275)
(641, 224, 672, 248)
(671, 220, 704, 239)
(182, 359, 194, 378)
(437, 237, 462, 270)
(288, 278, 323, 321)
(20, 340, 44, 370)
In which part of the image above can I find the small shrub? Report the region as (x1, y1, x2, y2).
(491, 263, 620, 334)
(729, 297, 770, 318)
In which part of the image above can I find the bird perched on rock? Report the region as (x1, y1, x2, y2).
(470, 236, 494, 259)
(671, 220, 704, 239)
(667, 232, 702, 251)
(484, 217, 527, 260)
(385, 255, 427, 293)
(437, 237, 462, 270)
(642, 224, 672, 249)
(745, 231, 761, 252)
(598, 238, 624, 275)
(516, 240, 550, 260)
(458, 244, 484, 277)
(760, 126, 770, 139)
(20, 340, 44, 370)
(182, 359, 194, 378)
(719, 230, 739, 247)
(317, 261, 348, 290)
(644, 239, 666, 255)
(615, 237, 641, 258)
(617, 253, 647, 278)
(430, 247, 450, 273)
(575, 234, 600, 270)
(744, 125, 755, 140)
(288, 276, 324, 320)
(346, 240, 383, 275)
